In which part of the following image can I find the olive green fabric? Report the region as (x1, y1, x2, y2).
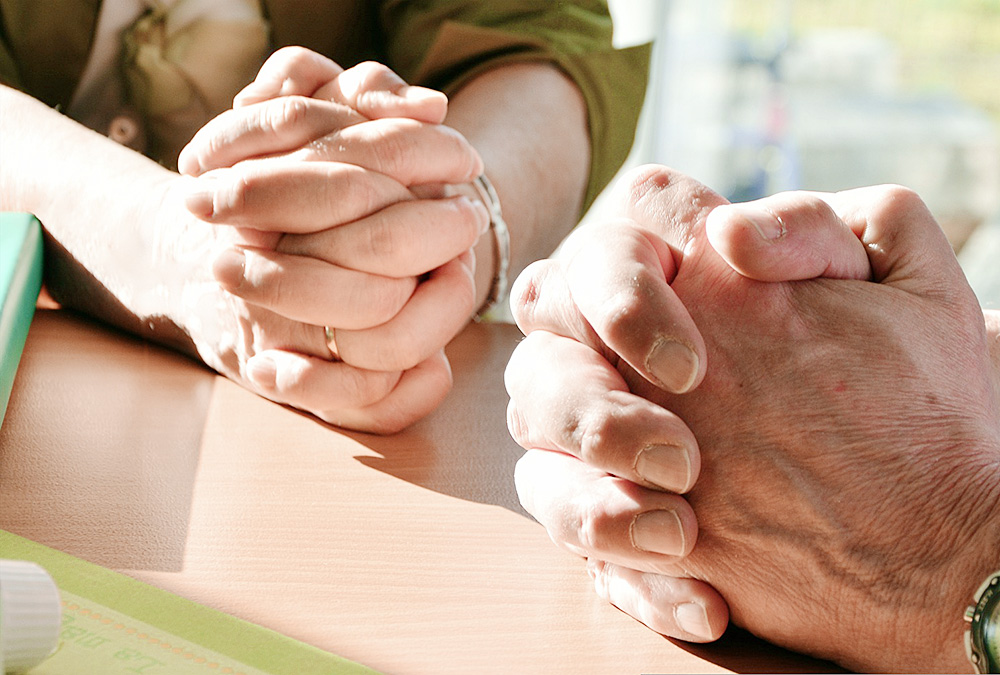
(0, 0, 101, 109)
(374, 1, 650, 212)
(0, 0, 649, 213)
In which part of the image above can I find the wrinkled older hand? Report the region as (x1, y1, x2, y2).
(507, 165, 1000, 672)
(177, 48, 488, 432)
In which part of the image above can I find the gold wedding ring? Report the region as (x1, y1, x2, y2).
(324, 326, 341, 362)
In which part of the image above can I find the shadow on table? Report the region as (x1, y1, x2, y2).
(347, 322, 529, 517)
(343, 322, 847, 674)
(668, 626, 846, 674)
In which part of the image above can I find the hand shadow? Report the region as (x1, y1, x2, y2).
(344, 321, 842, 674)
(346, 322, 529, 518)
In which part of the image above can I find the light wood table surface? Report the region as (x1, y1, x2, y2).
(0, 310, 840, 674)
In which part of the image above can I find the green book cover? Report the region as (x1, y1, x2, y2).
(0, 212, 43, 426)
(0, 531, 380, 674)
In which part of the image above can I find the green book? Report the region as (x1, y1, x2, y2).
(0, 213, 43, 426)
(0, 531, 380, 674)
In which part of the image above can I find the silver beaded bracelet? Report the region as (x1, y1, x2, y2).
(471, 174, 510, 321)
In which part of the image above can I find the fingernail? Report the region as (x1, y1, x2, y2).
(184, 176, 217, 219)
(676, 602, 713, 641)
(647, 338, 699, 394)
(401, 85, 447, 106)
(212, 248, 246, 292)
(630, 509, 686, 557)
(740, 207, 787, 240)
(246, 356, 277, 389)
(635, 444, 692, 493)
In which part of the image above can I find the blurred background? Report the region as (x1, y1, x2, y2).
(598, 0, 1000, 307)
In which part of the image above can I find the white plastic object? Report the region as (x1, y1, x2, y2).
(0, 560, 61, 673)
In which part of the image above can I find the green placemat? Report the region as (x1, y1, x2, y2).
(0, 531, 380, 675)
(0, 213, 43, 426)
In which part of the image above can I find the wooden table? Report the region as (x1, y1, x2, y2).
(0, 310, 839, 674)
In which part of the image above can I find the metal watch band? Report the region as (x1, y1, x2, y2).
(966, 570, 1000, 674)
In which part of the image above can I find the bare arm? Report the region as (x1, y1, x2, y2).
(445, 62, 590, 312)
(0, 83, 200, 352)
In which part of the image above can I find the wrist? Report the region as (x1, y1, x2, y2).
(940, 449, 1000, 673)
(44, 170, 208, 358)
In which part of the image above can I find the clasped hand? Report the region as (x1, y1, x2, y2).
(506, 165, 1000, 672)
(178, 48, 489, 433)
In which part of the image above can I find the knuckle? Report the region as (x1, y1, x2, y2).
(578, 408, 615, 465)
(504, 337, 537, 393)
(794, 194, 838, 223)
(343, 166, 383, 218)
(195, 110, 239, 165)
(363, 218, 397, 260)
(264, 96, 311, 136)
(877, 183, 925, 209)
(593, 285, 649, 347)
(369, 120, 419, 180)
(222, 170, 252, 217)
(576, 496, 616, 553)
(506, 401, 532, 449)
(275, 46, 314, 72)
(338, 366, 395, 407)
(577, 400, 639, 469)
(365, 277, 412, 327)
(353, 61, 402, 94)
(615, 164, 675, 209)
(868, 184, 932, 225)
(509, 261, 551, 328)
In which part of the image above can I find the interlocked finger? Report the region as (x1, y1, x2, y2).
(280, 196, 488, 277)
(179, 96, 366, 176)
(186, 162, 412, 232)
(587, 560, 729, 643)
(211, 246, 417, 330)
(330, 254, 476, 371)
(506, 331, 699, 494)
(514, 448, 697, 574)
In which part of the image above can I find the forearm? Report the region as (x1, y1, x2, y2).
(1, 84, 199, 351)
(445, 62, 590, 312)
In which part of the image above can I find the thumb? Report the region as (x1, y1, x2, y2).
(705, 191, 872, 282)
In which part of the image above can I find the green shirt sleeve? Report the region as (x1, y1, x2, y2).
(379, 0, 650, 215)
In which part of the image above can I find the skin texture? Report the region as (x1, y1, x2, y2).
(1, 46, 588, 433)
(506, 164, 1000, 672)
